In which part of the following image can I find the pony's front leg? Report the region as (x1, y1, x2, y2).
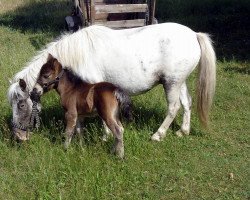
(151, 86, 181, 141)
(64, 111, 77, 149)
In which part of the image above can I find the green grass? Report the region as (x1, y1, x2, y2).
(0, 0, 249, 199)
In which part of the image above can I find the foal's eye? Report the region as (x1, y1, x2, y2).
(43, 75, 50, 79)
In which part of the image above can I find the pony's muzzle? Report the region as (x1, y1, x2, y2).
(13, 128, 30, 141)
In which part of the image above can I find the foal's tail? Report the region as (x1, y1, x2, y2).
(115, 88, 133, 121)
(196, 33, 216, 127)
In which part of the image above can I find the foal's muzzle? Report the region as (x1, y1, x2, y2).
(34, 83, 44, 95)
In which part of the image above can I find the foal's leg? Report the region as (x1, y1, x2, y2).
(76, 116, 85, 145)
(99, 107, 124, 158)
(107, 118, 124, 158)
(176, 83, 192, 137)
(102, 120, 113, 141)
(113, 114, 125, 156)
(151, 84, 181, 141)
(76, 116, 84, 136)
(64, 110, 77, 149)
(95, 90, 125, 158)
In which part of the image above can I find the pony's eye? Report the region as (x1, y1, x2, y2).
(18, 100, 26, 109)
(19, 104, 26, 109)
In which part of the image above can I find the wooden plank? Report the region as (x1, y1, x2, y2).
(95, 0, 105, 3)
(95, 19, 145, 28)
(79, 0, 86, 26)
(149, 0, 156, 25)
(94, 0, 130, 3)
(95, 4, 148, 14)
(95, 13, 109, 20)
(90, 0, 95, 24)
(95, 13, 140, 21)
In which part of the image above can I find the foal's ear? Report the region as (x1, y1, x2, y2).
(19, 79, 26, 91)
(86, 87, 94, 111)
(47, 53, 54, 61)
(53, 58, 62, 71)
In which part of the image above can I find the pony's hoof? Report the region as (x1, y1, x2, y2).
(175, 129, 190, 137)
(151, 133, 162, 141)
(175, 130, 184, 137)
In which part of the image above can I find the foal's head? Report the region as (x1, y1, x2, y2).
(36, 54, 63, 93)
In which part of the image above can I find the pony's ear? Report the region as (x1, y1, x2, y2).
(19, 79, 26, 91)
(8, 78, 12, 85)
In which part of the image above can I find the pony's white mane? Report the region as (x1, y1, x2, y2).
(7, 82, 27, 104)
(8, 25, 112, 103)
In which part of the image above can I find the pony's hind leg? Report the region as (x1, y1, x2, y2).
(151, 84, 181, 141)
(176, 83, 192, 137)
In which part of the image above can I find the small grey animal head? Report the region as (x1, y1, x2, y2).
(8, 79, 41, 141)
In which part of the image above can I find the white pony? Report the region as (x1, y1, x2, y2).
(8, 23, 216, 141)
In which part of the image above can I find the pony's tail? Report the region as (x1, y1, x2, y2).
(115, 88, 133, 121)
(196, 32, 216, 127)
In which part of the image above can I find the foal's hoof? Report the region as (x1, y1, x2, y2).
(112, 147, 124, 159)
(101, 134, 109, 142)
(64, 141, 70, 150)
(151, 133, 162, 141)
(117, 150, 124, 159)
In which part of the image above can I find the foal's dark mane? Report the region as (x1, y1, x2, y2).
(64, 68, 85, 86)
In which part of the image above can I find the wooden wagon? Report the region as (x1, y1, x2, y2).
(65, 0, 157, 31)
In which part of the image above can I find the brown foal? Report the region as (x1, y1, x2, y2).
(35, 54, 131, 158)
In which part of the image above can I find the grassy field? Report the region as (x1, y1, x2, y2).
(0, 0, 249, 199)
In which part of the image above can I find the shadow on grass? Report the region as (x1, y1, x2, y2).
(0, 0, 70, 35)
(29, 34, 54, 50)
(224, 66, 250, 75)
(1, 101, 205, 149)
(32, 102, 166, 143)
